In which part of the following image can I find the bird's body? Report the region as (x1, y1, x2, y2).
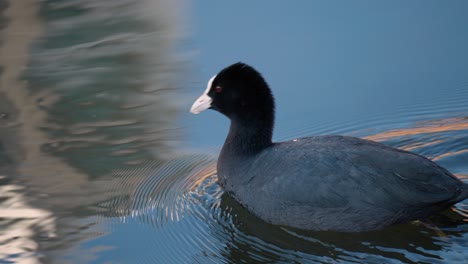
(219, 135, 467, 231)
(190, 62, 468, 232)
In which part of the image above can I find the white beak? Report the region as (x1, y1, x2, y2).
(190, 75, 216, 114)
(190, 94, 212, 114)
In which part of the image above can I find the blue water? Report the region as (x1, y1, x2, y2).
(1, 0, 468, 263)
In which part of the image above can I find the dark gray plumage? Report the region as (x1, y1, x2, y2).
(191, 62, 468, 232)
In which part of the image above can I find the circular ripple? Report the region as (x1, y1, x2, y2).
(129, 155, 218, 227)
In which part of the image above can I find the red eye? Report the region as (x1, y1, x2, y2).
(215, 86, 223, 93)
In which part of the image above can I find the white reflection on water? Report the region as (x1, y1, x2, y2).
(0, 0, 51, 263)
(0, 176, 56, 264)
(1, 0, 187, 262)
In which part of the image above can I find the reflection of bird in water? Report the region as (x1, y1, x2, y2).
(216, 191, 467, 264)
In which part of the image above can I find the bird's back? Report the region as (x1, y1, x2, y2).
(220, 135, 468, 231)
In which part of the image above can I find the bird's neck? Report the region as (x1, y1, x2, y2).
(221, 115, 274, 157)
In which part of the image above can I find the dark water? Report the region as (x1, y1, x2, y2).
(1, 0, 468, 263)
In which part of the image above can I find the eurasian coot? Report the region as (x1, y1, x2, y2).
(190, 62, 468, 232)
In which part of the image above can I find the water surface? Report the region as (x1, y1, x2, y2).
(1, 0, 468, 263)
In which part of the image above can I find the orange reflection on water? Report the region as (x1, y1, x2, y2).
(400, 140, 444, 152)
(432, 149, 468, 161)
(364, 117, 468, 142)
(190, 162, 217, 188)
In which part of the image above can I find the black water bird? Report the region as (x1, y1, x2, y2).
(190, 62, 468, 232)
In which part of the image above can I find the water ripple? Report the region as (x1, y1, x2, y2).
(108, 148, 468, 263)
